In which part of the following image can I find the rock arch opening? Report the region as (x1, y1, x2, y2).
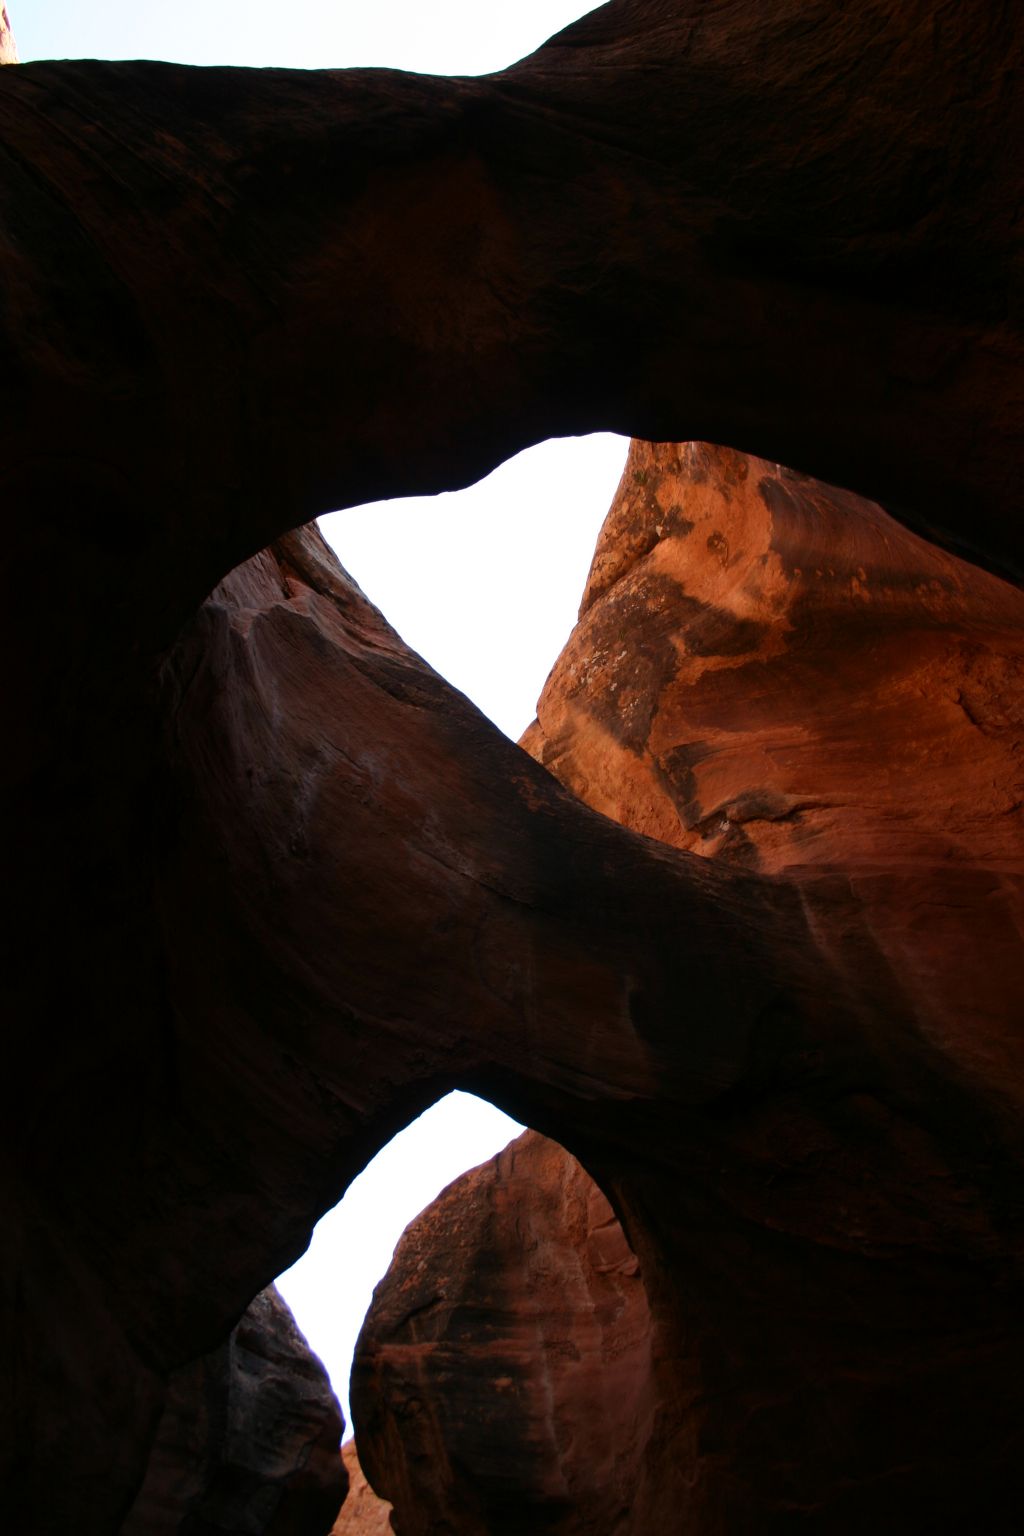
(349, 1126, 652, 1536)
(317, 433, 629, 742)
(275, 1090, 524, 1429)
(284, 431, 1024, 1532)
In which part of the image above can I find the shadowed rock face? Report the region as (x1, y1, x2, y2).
(1, 1, 1021, 590)
(350, 444, 1024, 1532)
(1, 0, 1023, 1531)
(123, 1286, 346, 1536)
(352, 1132, 653, 1536)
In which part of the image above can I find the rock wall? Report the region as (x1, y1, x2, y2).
(525, 440, 1024, 1100)
(353, 442, 1024, 1532)
(352, 1132, 653, 1536)
(1, 1, 1021, 592)
(123, 1286, 346, 1536)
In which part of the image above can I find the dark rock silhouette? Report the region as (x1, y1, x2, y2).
(123, 1286, 346, 1536)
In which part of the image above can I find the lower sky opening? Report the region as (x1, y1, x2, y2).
(276, 1091, 524, 1431)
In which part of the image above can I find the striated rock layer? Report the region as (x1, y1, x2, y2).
(2, 1, 1024, 1530)
(526, 440, 1024, 878)
(524, 439, 1024, 1060)
(353, 442, 1024, 1532)
(352, 1131, 652, 1536)
(122, 1286, 346, 1536)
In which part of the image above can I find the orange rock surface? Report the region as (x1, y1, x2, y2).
(354, 443, 1024, 1532)
(353, 1131, 651, 1536)
(0, 6, 16, 64)
(524, 440, 1024, 1091)
(332, 1442, 392, 1535)
(525, 440, 1024, 879)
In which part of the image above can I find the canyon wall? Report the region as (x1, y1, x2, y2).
(1, 2, 1022, 1530)
(352, 442, 1024, 1531)
(123, 1287, 346, 1536)
(352, 1131, 653, 1535)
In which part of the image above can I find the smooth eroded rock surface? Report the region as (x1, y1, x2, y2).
(353, 442, 1024, 1533)
(352, 1131, 652, 1536)
(524, 440, 1024, 1071)
(1, 0, 1021, 588)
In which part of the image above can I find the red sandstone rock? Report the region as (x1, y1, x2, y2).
(352, 1131, 652, 1536)
(332, 1442, 391, 1536)
(526, 440, 1024, 883)
(163, 521, 1024, 1531)
(353, 443, 1024, 1533)
(524, 440, 1024, 1085)
(1, 2, 1023, 1532)
(123, 1286, 346, 1536)
(4, 496, 1023, 1532)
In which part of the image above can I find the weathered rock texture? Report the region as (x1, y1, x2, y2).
(353, 1131, 651, 1536)
(526, 440, 1024, 1080)
(122, 1286, 346, 1536)
(352, 443, 1024, 1532)
(525, 440, 1024, 881)
(331, 1443, 391, 1536)
(1, 1, 1023, 1531)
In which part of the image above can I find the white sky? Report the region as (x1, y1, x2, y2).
(321, 433, 626, 738)
(14, 0, 626, 1428)
(13, 0, 604, 74)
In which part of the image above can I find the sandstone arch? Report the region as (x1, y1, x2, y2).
(1, 2, 1023, 1530)
(352, 441, 1024, 1531)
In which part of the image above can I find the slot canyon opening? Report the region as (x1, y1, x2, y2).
(266, 429, 640, 1519)
(316, 434, 630, 742)
(271, 428, 629, 1432)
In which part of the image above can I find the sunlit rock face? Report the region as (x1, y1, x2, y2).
(352, 1131, 653, 1536)
(352, 442, 1024, 1534)
(123, 1286, 346, 1536)
(0, 6, 16, 64)
(525, 440, 1024, 882)
(523, 439, 1024, 1068)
